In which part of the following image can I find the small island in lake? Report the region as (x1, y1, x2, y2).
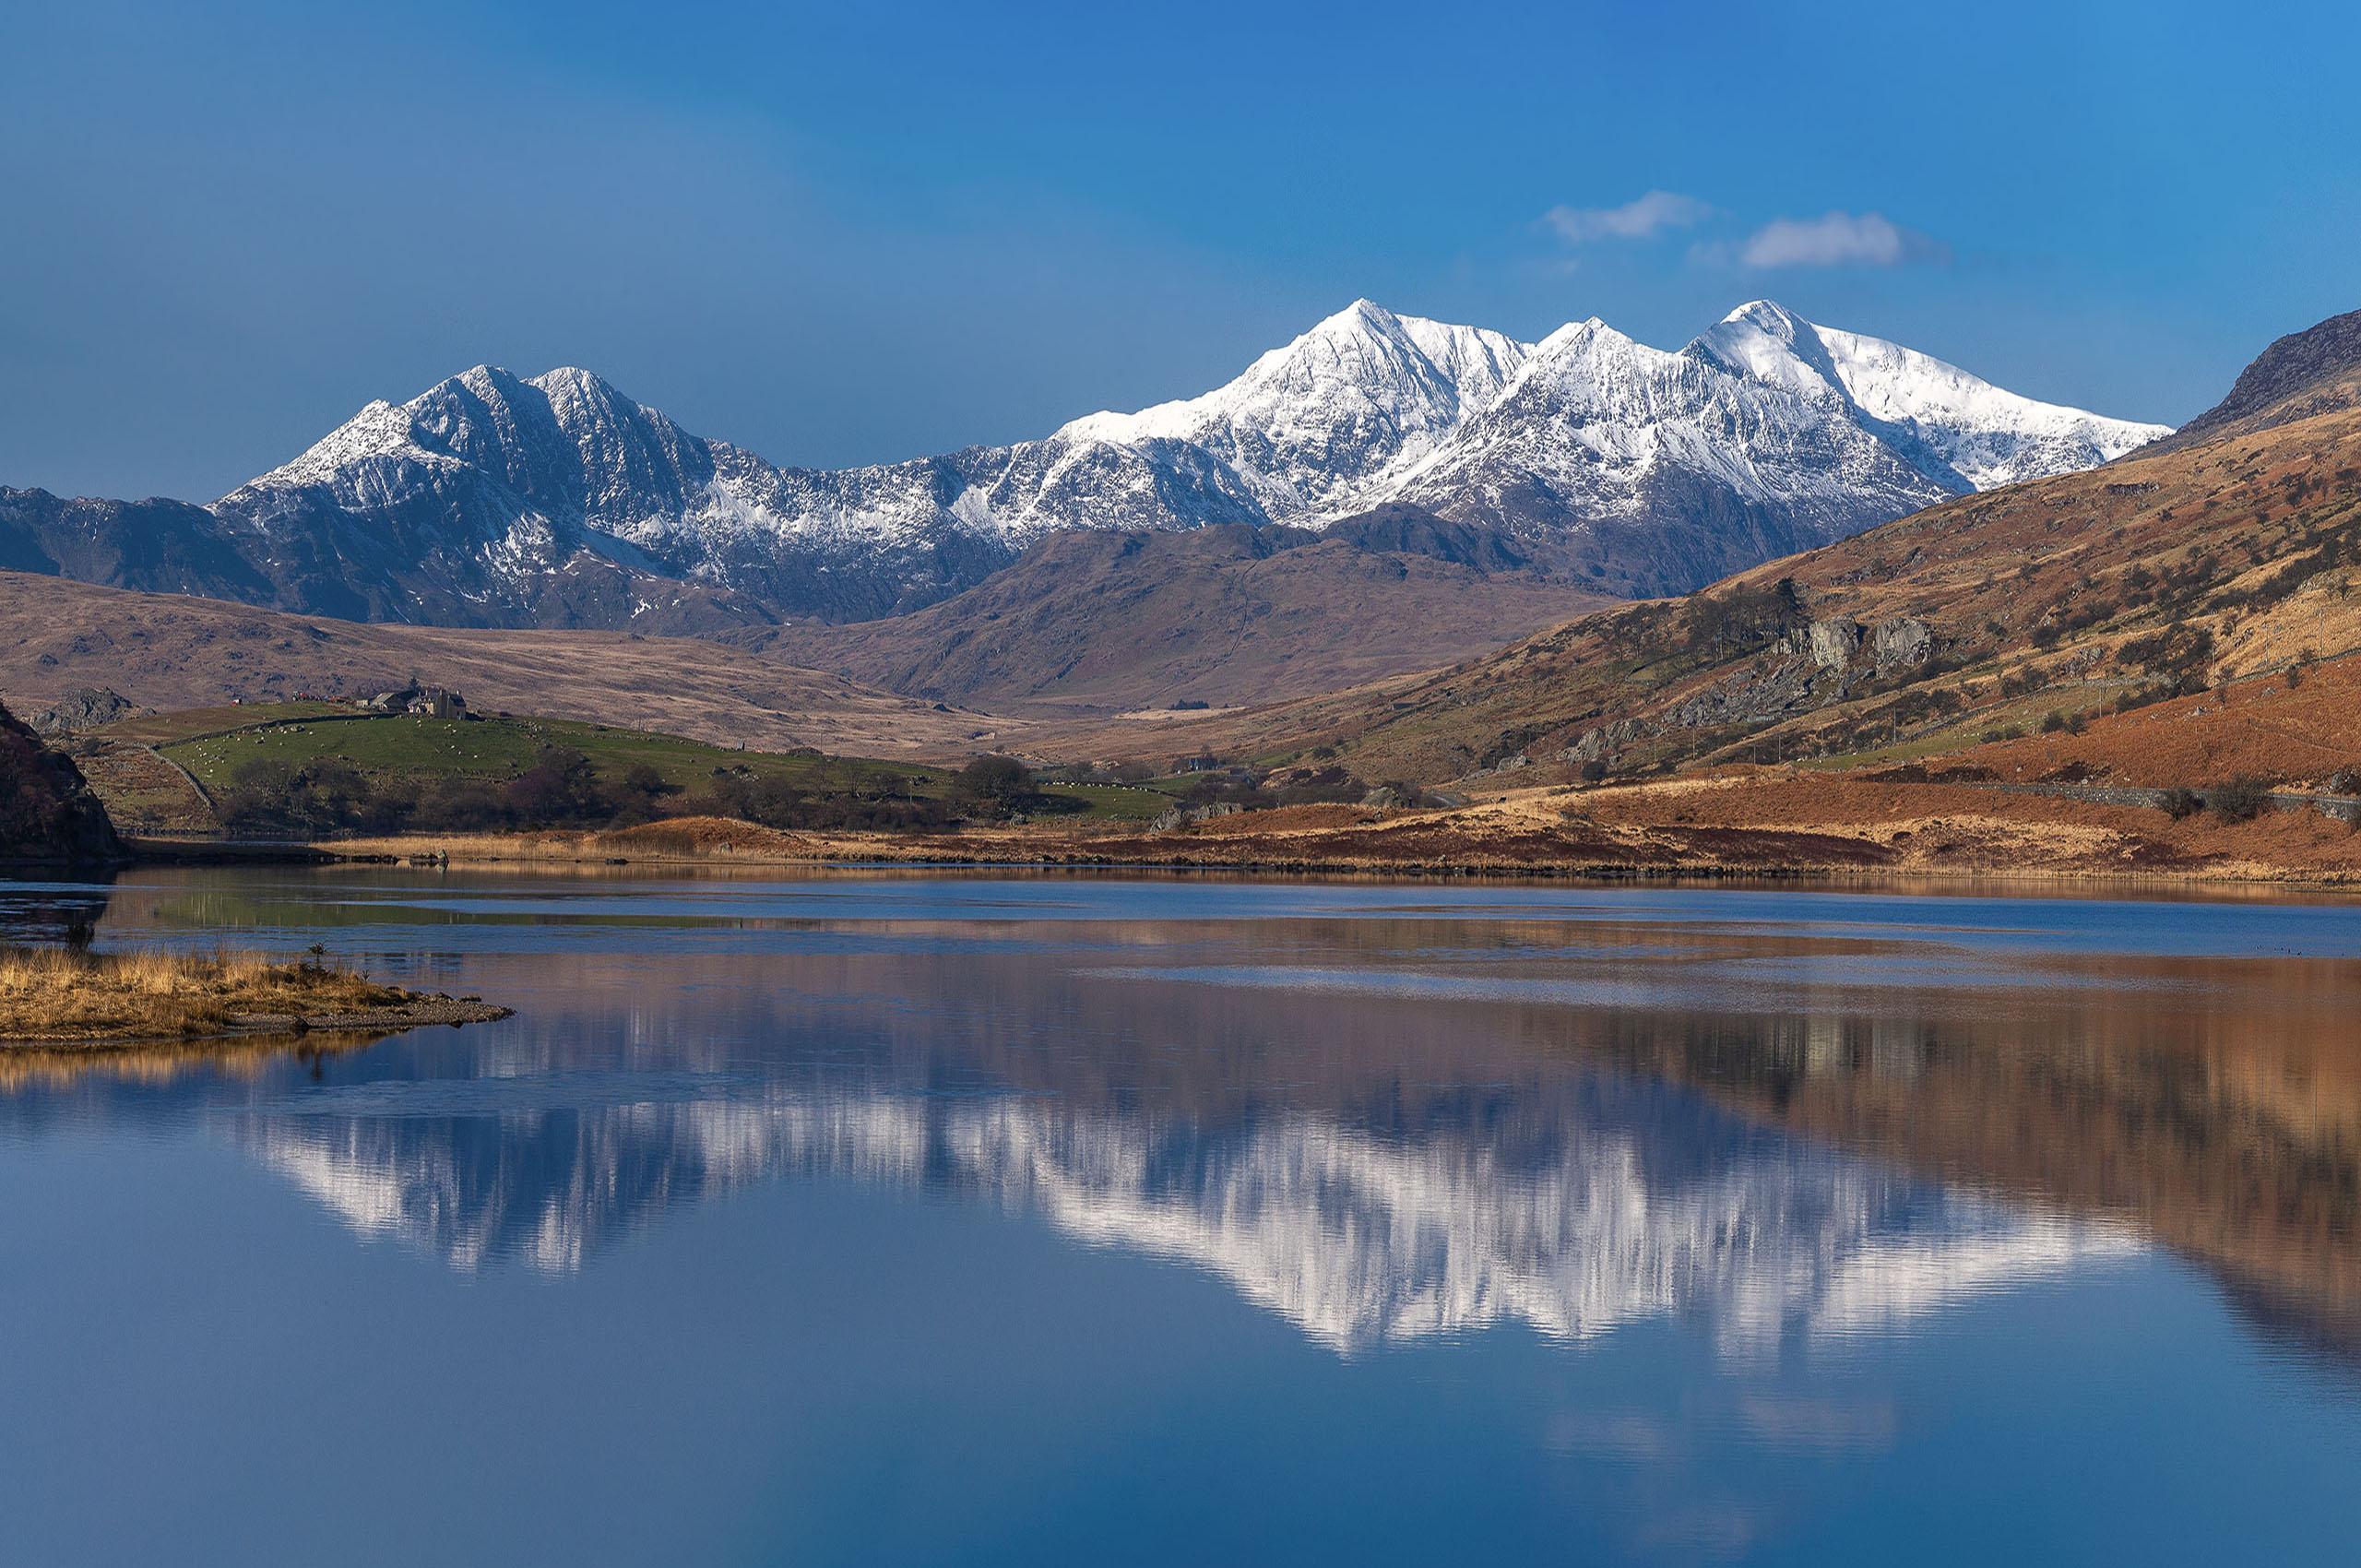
(0, 945, 510, 1047)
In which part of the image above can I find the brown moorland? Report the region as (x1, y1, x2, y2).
(0, 572, 1033, 756)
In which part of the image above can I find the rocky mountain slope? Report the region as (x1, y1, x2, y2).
(2145, 305, 2361, 454)
(1379, 302, 2165, 594)
(6, 303, 2161, 630)
(0, 491, 277, 602)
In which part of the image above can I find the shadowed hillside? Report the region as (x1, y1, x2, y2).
(739, 509, 1613, 713)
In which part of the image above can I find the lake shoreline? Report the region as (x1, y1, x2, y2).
(297, 840, 2361, 896)
(282, 780, 2361, 893)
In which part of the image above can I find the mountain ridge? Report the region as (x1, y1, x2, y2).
(2146, 305, 2361, 454)
(6, 301, 2165, 631)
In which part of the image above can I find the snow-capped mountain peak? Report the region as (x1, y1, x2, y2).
(1689, 299, 1851, 393)
(1680, 302, 2165, 491)
(1511, 316, 1667, 388)
(1053, 299, 1531, 517)
(186, 298, 2169, 627)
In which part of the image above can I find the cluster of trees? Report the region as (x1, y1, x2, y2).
(1172, 763, 1379, 811)
(216, 748, 683, 836)
(2118, 624, 2216, 683)
(2031, 597, 2116, 647)
(215, 748, 1086, 838)
(2159, 778, 2274, 824)
(1681, 578, 1808, 655)
(694, 770, 955, 832)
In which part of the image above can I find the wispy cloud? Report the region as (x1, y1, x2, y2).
(1542, 191, 1716, 247)
(1737, 211, 1945, 268)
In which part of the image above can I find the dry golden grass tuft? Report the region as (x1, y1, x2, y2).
(331, 815, 819, 866)
(0, 946, 412, 1043)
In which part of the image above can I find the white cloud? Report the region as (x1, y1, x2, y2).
(1543, 190, 1716, 246)
(1738, 211, 1943, 268)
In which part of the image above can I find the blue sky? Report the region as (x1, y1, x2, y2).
(6, 0, 2358, 501)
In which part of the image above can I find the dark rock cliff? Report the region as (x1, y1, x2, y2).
(0, 697, 125, 864)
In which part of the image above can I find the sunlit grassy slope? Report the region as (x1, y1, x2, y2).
(134, 705, 1172, 821)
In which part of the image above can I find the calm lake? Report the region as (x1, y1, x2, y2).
(4, 870, 2358, 1565)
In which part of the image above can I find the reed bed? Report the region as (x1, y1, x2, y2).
(0, 945, 410, 1042)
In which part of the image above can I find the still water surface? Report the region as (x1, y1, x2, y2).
(3, 871, 2358, 1564)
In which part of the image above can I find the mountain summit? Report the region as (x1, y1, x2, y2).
(1055, 300, 1530, 519)
(3, 303, 2164, 629)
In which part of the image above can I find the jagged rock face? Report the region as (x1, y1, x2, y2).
(1577, 609, 1942, 762)
(18, 301, 2165, 627)
(1809, 619, 1864, 670)
(1870, 616, 1934, 670)
(0, 699, 125, 864)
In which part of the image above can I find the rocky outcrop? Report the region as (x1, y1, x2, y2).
(0, 698, 125, 864)
(24, 686, 134, 736)
(1150, 802, 1245, 832)
(1808, 617, 1863, 670)
(1666, 659, 1832, 729)
(1563, 719, 1643, 764)
(1871, 616, 1933, 670)
(1542, 612, 1933, 772)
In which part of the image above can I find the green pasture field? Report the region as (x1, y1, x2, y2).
(127, 704, 1175, 820)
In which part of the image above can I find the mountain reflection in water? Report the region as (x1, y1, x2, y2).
(237, 1074, 2126, 1352)
(9, 877, 2358, 1367)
